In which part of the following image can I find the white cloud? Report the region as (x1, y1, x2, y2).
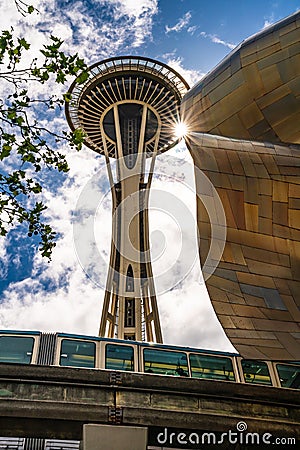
(263, 13, 275, 29)
(0, 0, 159, 67)
(166, 56, 206, 88)
(95, 0, 158, 48)
(200, 31, 236, 50)
(97, 0, 158, 17)
(160, 270, 235, 351)
(0, 237, 8, 279)
(165, 11, 192, 34)
(187, 25, 198, 35)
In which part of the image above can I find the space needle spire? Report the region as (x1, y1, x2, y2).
(66, 56, 189, 342)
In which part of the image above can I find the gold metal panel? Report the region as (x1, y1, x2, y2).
(242, 245, 289, 267)
(231, 338, 283, 348)
(244, 203, 258, 232)
(208, 71, 245, 105)
(239, 41, 257, 58)
(258, 217, 273, 234)
(257, 42, 281, 59)
(279, 21, 297, 36)
(258, 178, 272, 195)
(238, 102, 264, 129)
(230, 316, 255, 330)
(256, 84, 291, 109)
(283, 295, 300, 320)
(273, 111, 300, 144)
(289, 209, 300, 228)
(227, 292, 247, 305)
(277, 54, 300, 82)
(213, 301, 236, 316)
(251, 318, 299, 332)
(272, 180, 288, 202)
(258, 195, 272, 218)
(201, 67, 231, 96)
(244, 294, 267, 308)
(240, 51, 260, 67)
(231, 304, 266, 319)
(260, 65, 283, 92)
(256, 48, 290, 70)
(280, 27, 300, 47)
(218, 114, 251, 141)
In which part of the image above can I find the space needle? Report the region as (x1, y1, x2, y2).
(66, 56, 189, 342)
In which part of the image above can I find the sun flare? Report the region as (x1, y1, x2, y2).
(175, 121, 188, 139)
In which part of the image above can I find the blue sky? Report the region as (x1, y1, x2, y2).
(0, 0, 299, 351)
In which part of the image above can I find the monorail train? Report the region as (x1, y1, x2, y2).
(0, 330, 299, 389)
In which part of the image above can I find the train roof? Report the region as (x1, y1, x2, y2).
(0, 329, 239, 357)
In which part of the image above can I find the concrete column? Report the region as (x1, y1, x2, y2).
(83, 424, 148, 450)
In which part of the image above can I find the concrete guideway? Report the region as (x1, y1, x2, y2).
(0, 364, 299, 443)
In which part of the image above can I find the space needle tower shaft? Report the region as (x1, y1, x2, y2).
(66, 56, 189, 342)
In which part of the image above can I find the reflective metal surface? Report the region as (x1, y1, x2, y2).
(182, 10, 300, 359)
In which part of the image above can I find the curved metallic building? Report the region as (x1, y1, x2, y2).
(182, 11, 300, 359)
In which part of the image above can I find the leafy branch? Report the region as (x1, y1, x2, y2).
(14, 0, 35, 16)
(0, 4, 88, 259)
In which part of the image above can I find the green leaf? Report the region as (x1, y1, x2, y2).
(7, 110, 16, 120)
(16, 116, 25, 126)
(31, 184, 42, 193)
(23, 153, 36, 163)
(63, 92, 72, 103)
(0, 145, 12, 159)
(18, 37, 30, 50)
(76, 71, 89, 84)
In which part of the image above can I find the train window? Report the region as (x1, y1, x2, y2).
(241, 360, 272, 385)
(0, 336, 34, 364)
(276, 364, 300, 389)
(189, 353, 235, 381)
(105, 344, 134, 371)
(60, 339, 95, 368)
(143, 348, 188, 376)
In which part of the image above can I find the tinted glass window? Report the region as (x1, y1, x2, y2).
(190, 353, 235, 381)
(0, 336, 34, 364)
(105, 344, 134, 371)
(276, 364, 300, 389)
(143, 348, 188, 376)
(241, 359, 272, 385)
(60, 339, 95, 368)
